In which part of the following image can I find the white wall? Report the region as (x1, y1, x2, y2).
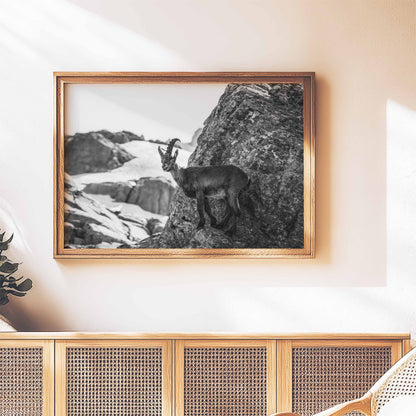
(0, 0, 415, 334)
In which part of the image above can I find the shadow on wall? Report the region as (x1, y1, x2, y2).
(66, 0, 416, 113)
(0, 202, 68, 330)
(0, 0, 189, 69)
(315, 75, 332, 265)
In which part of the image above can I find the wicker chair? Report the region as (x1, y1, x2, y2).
(272, 347, 416, 416)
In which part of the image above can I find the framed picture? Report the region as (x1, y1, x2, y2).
(54, 72, 315, 258)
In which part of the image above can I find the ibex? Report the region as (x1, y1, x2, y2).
(158, 138, 250, 234)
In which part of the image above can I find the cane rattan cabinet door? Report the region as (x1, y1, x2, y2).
(278, 340, 402, 416)
(56, 340, 172, 416)
(175, 340, 276, 416)
(0, 340, 54, 416)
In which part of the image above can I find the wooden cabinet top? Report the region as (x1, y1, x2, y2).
(0, 332, 410, 340)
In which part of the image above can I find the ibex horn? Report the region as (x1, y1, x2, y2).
(166, 138, 181, 156)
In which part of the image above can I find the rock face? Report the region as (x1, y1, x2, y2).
(83, 177, 176, 216)
(64, 176, 150, 248)
(159, 83, 304, 248)
(188, 228, 234, 248)
(64, 132, 135, 174)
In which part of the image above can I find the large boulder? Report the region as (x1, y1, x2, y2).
(83, 181, 132, 201)
(126, 177, 176, 215)
(159, 83, 304, 249)
(64, 132, 135, 174)
(83, 177, 176, 216)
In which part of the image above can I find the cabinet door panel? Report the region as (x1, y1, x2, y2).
(279, 340, 401, 416)
(175, 340, 276, 416)
(0, 340, 53, 416)
(56, 340, 171, 416)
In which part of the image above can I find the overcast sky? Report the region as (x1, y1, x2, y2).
(66, 83, 226, 143)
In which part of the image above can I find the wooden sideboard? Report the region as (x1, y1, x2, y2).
(0, 333, 411, 416)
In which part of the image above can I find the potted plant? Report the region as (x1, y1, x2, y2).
(0, 232, 32, 308)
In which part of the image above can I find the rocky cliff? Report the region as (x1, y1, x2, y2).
(158, 83, 304, 249)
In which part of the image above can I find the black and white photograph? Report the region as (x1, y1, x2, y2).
(56, 73, 314, 258)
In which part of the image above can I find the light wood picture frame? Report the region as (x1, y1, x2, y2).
(54, 72, 315, 258)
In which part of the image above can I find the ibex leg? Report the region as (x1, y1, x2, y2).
(196, 191, 206, 230)
(223, 211, 237, 235)
(223, 191, 239, 235)
(204, 197, 218, 227)
(233, 192, 242, 216)
(215, 201, 231, 229)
